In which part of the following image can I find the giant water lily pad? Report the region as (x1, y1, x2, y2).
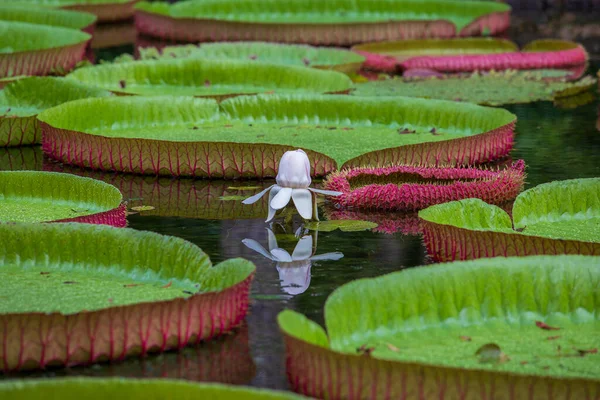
(13, 0, 139, 23)
(419, 178, 600, 261)
(134, 0, 510, 45)
(0, 378, 306, 399)
(0, 77, 111, 146)
(0, 21, 91, 79)
(0, 222, 255, 371)
(0, 171, 126, 226)
(0, 4, 97, 32)
(325, 160, 525, 211)
(138, 42, 365, 74)
(279, 255, 600, 399)
(353, 71, 597, 106)
(38, 94, 516, 178)
(66, 58, 353, 99)
(353, 38, 588, 79)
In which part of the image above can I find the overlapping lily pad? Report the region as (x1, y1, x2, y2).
(325, 160, 525, 211)
(353, 38, 588, 79)
(38, 94, 516, 178)
(137, 42, 365, 74)
(0, 378, 306, 399)
(0, 4, 96, 33)
(0, 77, 111, 147)
(0, 171, 126, 226)
(352, 71, 597, 106)
(0, 21, 91, 79)
(419, 178, 600, 261)
(13, 0, 139, 23)
(66, 59, 353, 99)
(0, 222, 255, 371)
(134, 0, 511, 45)
(279, 255, 600, 399)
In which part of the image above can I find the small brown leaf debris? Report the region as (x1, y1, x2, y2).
(520, 361, 529, 365)
(264, 90, 275, 94)
(204, 79, 211, 87)
(107, 298, 113, 303)
(191, 126, 198, 130)
(63, 281, 78, 284)
(303, 58, 310, 66)
(547, 335, 561, 341)
(459, 335, 472, 342)
(124, 283, 142, 288)
(577, 348, 598, 356)
(356, 344, 375, 356)
(249, 54, 257, 60)
(161, 281, 172, 289)
(386, 343, 399, 352)
(119, 80, 126, 89)
(536, 321, 560, 331)
(224, 124, 233, 127)
(398, 128, 416, 134)
(40, 272, 50, 275)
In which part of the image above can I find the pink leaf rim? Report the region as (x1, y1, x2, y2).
(0, 270, 254, 372)
(341, 120, 515, 170)
(354, 39, 588, 81)
(42, 161, 272, 220)
(63, 0, 139, 23)
(134, 10, 510, 46)
(282, 330, 600, 400)
(420, 220, 600, 263)
(51, 202, 127, 227)
(0, 41, 88, 79)
(324, 160, 525, 212)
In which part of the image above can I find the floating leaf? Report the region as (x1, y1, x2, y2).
(130, 205, 155, 212)
(0, 4, 96, 31)
(476, 343, 510, 364)
(219, 195, 247, 201)
(305, 220, 378, 232)
(227, 186, 262, 191)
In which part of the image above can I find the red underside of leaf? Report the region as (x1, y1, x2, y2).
(421, 221, 600, 262)
(325, 160, 525, 211)
(0, 272, 254, 371)
(52, 202, 128, 227)
(282, 332, 600, 399)
(0, 116, 39, 147)
(134, 11, 509, 46)
(64, 0, 138, 23)
(0, 41, 88, 79)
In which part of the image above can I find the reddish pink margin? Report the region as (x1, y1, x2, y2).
(53, 202, 128, 228)
(325, 160, 525, 212)
(283, 333, 600, 399)
(421, 221, 600, 262)
(0, 272, 254, 371)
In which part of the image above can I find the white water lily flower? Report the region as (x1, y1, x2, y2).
(242, 229, 343, 295)
(242, 149, 342, 222)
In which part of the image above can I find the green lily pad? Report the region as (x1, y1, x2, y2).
(0, 222, 255, 370)
(305, 220, 378, 232)
(138, 42, 365, 74)
(352, 71, 597, 106)
(0, 378, 306, 399)
(219, 195, 248, 201)
(0, 4, 96, 31)
(419, 178, 600, 261)
(38, 94, 516, 178)
(278, 255, 600, 398)
(0, 77, 111, 146)
(135, 0, 510, 45)
(0, 171, 124, 225)
(66, 58, 353, 99)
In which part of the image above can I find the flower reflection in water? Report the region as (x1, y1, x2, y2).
(242, 228, 343, 295)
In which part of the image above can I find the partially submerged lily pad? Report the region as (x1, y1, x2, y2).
(0, 77, 111, 146)
(325, 160, 525, 211)
(0, 4, 97, 32)
(0, 171, 126, 226)
(305, 220, 378, 232)
(13, 0, 139, 23)
(324, 209, 423, 235)
(279, 255, 600, 398)
(352, 71, 597, 106)
(0, 378, 305, 399)
(419, 178, 600, 261)
(134, 0, 511, 45)
(353, 38, 588, 79)
(137, 42, 365, 74)
(66, 59, 353, 99)
(0, 222, 255, 370)
(0, 21, 91, 78)
(38, 95, 516, 178)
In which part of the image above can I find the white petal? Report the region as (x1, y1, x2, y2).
(242, 239, 275, 260)
(267, 228, 278, 251)
(270, 248, 293, 262)
(271, 187, 293, 210)
(292, 188, 313, 219)
(308, 188, 343, 197)
(310, 252, 344, 261)
(291, 235, 313, 261)
(265, 186, 282, 222)
(277, 260, 311, 295)
(242, 184, 275, 205)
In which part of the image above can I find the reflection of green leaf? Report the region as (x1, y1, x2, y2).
(306, 220, 378, 232)
(219, 195, 246, 201)
(278, 255, 600, 382)
(130, 205, 155, 212)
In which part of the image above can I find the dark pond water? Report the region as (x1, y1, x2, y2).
(1, 30, 599, 393)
